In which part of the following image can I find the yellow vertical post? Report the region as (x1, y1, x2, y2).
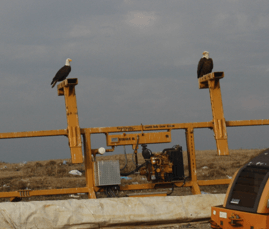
(185, 128, 201, 194)
(199, 72, 229, 156)
(57, 78, 84, 163)
(83, 131, 96, 199)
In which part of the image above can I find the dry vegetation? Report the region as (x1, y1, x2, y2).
(0, 148, 262, 202)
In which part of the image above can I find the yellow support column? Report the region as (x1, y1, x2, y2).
(57, 78, 84, 163)
(199, 72, 229, 156)
(185, 128, 201, 194)
(83, 131, 96, 199)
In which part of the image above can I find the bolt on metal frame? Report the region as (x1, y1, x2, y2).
(0, 73, 269, 199)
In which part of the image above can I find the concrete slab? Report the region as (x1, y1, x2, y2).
(0, 194, 225, 229)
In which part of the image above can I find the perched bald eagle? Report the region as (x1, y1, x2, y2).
(51, 58, 72, 88)
(197, 51, 213, 78)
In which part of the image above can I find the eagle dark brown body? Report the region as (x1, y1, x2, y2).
(197, 57, 213, 78)
(51, 58, 72, 88)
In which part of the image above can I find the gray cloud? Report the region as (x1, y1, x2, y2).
(0, 0, 269, 162)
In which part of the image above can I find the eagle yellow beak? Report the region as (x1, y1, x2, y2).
(69, 59, 72, 62)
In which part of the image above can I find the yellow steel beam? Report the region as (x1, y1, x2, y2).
(30, 187, 89, 196)
(119, 182, 192, 191)
(0, 129, 67, 139)
(119, 179, 231, 192)
(1, 118, 267, 140)
(85, 121, 213, 134)
(127, 193, 167, 197)
(1, 119, 268, 140)
(197, 179, 231, 186)
(57, 79, 83, 164)
(198, 71, 224, 89)
(185, 127, 201, 194)
(83, 130, 97, 199)
(0, 179, 232, 199)
(57, 78, 78, 96)
(226, 119, 269, 127)
(107, 131, 171, 148)
(1, 118, 268, 140)
(0, 187, 89, 198)
(199, 72, 229, 156)
(0, 191, 19, 198)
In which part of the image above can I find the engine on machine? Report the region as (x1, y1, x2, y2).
(139, 144, 184, 182)
(94, 144, 185, 197)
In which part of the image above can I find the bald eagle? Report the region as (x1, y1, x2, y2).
(51, 58, 72, 88)
(197, 51, 213, 78)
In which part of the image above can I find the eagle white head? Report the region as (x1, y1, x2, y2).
(202, 51, 209, 59)
(65, 58, 72, 66)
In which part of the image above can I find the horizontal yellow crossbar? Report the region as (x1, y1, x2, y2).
(0, 119, 268, 139)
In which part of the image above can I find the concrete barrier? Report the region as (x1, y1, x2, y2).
(0, 194, 225, 228)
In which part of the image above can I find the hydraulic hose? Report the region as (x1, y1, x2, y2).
(120, 146, 128, 171)
(120, 162, 147, 176)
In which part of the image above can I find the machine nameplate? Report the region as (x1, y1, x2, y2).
(111, 137, 119, 142)
(144, 124, 175, 129)
(107, 132, 171, 146)
(219, 211, 227, 219)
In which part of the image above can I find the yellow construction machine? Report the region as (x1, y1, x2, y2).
(211, 148, 269, 228)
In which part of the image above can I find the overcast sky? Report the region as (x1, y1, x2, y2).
(0, 0, 269, 163)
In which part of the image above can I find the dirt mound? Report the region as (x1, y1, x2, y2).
(0, 148, 263, 202)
